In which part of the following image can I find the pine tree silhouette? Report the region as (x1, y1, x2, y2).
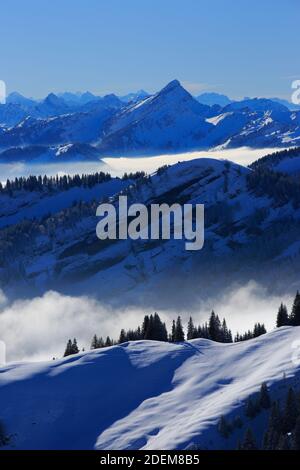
(187, 316, 195, 340)
(241, 428, 257, 450)
(292, 415, 300, 450)
(64, 339, 73, 357)
(276, 303, 289, 327)
(259, 382, 271, 409)
(290, 291, 300, 326)
(174, 316, 185, 342)
(91, 334, 99, 349)
(282, 387, 298, 433)
(218, 416, 231, 438)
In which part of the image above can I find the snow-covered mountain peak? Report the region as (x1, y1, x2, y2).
(98, 81, 213, 154)
(43, 93, 66, 107)
(1, 81, 300, 152)
(159, 79, 181, 93)
(6, 92, 35, 108)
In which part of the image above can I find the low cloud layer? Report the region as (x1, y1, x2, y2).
(0, 282, 292, 363)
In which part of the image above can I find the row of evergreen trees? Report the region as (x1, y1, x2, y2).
(187, 312, 233, 342)
(63, 338, 79, 357)
(63, 290, 300, 357)
(262, 386, 300, 450)
(247, 166, 300, 208)
(218, 382, 300, 450)
(0, 172, 112, 195)
(242, 385, 300, 450)
(234, 323, 267, 342)
(63, 312, 267, 356)
(0, 170, 147, 196)
(116, 312, 266, 346)
(82, 312, 266, 356)
(250, 147, 300, 171)
(276, 291, 300, 327)
(121, 171, 146, 181)
(218, 382, 271, 441)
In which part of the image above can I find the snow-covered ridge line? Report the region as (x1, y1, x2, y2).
(1, 80, 299, 156)
(0, 326, 300, 450)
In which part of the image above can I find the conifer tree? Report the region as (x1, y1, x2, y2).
(144, 314, 154, 340)
(263, 400, 282, 450)
(241, 428, 257, 450)
(245, 397, 257, 418)
(208, 310, 219, 341)
(141, 313, 168, 342)
(174, 316, 185, 342)
(227, 329, 233, 343)
(171, 320, 176, 343)
(161, 322, 168, 342)
(105, 336, 112, 347)
(290, 291, 300, 326)
(72, 338, 79, 354)
(119, 329, 127, 344)
(141, 315, 150, 338)
(136, 326, 142, 340)
(153, 313, 168, 341)
(233, 416, 243, 429)
(64, 339, 73, 357)
(187, 316, 195, 340)
(91, 334, 99, 349)
(259, 382, 271, 409)
(218, 416, 231, 438)
(221, 318, 233, 343)
(292, 415, 300, 450)
(276, 303, 289, 327)
(282, 387, 298, 433)
(253, 323, 266, 337)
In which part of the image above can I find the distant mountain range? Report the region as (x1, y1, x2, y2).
(0, 80, 299, 161)
(196, 92, 233, 107)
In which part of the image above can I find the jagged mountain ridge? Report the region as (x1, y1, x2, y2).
(0, 80, 299, 157)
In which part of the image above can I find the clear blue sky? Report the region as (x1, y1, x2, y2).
(1, 0, 299, 99)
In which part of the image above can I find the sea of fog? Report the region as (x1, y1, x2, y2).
(0, 281, 291, 362)
(0, 147, 282, 183)
(0, 146, 288, 362)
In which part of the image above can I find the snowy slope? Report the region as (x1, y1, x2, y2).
(98, 80, 214, 154)
(0, 177, 130, 229)
(1, 156, 300, 303)
(0, 327, 299, 450)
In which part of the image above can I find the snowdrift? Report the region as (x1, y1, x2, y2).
(0, 326, 300, 450)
